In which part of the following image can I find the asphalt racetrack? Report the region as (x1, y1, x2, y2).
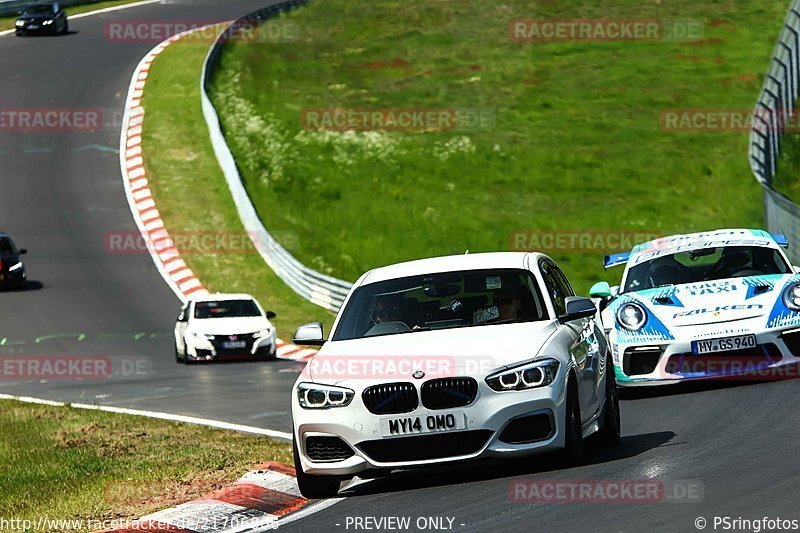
(2, 3, 800, 531)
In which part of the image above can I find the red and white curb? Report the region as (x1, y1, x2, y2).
(106, 463, 313, 532)
(118, 26, 315, 364)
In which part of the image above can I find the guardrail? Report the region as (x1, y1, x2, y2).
(749, 0, 800, 264)
(200, 0, 354, 312)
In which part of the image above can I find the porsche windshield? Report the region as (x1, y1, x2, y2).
(194, 300, 260, 319)
(622, 245, 792, 293)
(332, 268, 548, 340)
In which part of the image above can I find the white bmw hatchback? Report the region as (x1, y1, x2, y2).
(290, 252, 620, 498)
(174, 293, 277, 363)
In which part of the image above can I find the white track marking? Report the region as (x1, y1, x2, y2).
(0, 393, 292, 440)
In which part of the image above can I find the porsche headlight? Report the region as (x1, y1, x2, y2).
(486, 359, 559, 392)
(784, 282, 800, 311)
(8, 262, 23, 272)
(617, 302, 647, 331)
(297, 382, 354, 409)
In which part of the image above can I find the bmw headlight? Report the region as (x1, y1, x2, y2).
(8, 262, 23, 272)
(297, 382, 354, 409)
(43, 20, 53, 25)
(617, 302, 647, 331)
(485, 359, 560, 392)
(784, 282, 800, 311)
(15, 20, 24, 26)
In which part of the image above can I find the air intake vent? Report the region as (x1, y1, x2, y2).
(362, 383, 418, 414)
(420, 377, 478, 409)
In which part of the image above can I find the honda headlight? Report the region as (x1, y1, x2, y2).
(297, 383, 354, 409)
(617, 302, 647, 331)
(784, 282, 800, 311)
(253, 328, 272, 338)
(486, 359, 560, 392)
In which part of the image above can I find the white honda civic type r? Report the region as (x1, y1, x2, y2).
(173, 293, 277, 363)
(290, 252, 620, 498)
(590, 229, 800, 386)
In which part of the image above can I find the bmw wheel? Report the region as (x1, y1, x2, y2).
(561, 375, 584, 462)
(596, 351, 621, 446)
(293, 436, 343, 499)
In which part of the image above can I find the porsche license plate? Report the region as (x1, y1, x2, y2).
(380, 412, 466, 438)
(691, 334, 756, 354)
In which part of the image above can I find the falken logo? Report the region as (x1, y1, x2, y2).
(673, 304, 763, 318)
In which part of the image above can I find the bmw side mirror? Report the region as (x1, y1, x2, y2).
(560, 296, 597, 323)
(19, 248, 28, 255)
(293, 321, 326, 346)
(266, 311, 277, 319)
(589, 281, 612, 299)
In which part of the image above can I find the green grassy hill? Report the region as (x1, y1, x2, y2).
(209, 0, 784, 293)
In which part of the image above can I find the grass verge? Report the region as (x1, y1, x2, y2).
(140, 24, 335, 335)
(208, 0, 785, 293)
(0, 0, 151, 32)
(0, 400, 291, 528)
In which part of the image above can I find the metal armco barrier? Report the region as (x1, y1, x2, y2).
(200, 0, 354, 312)
(750, 0, 800, 264)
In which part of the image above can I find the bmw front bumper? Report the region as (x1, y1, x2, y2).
(292, 377, 568, 477)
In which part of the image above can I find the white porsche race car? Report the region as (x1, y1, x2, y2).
(590, 229, 800, 386)
(174, 293, 277, 363)
(290, 252, 620, 498)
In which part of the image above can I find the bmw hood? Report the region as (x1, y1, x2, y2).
(607, 274, 800, 342)
(303, 320, 559, 384)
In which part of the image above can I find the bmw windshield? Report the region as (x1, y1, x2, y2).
(332, 269, 548, 340)
(622, 245, 792, 293)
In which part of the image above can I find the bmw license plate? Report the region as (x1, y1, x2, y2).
(380, 412, 466, 438)
(691, 334, 756, 354)
(222, 340, 246, 349)
(29, 25, 38, 29)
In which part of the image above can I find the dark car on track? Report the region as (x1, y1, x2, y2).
(15, 2, 68, 36)
(0, 233, 28, 290)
